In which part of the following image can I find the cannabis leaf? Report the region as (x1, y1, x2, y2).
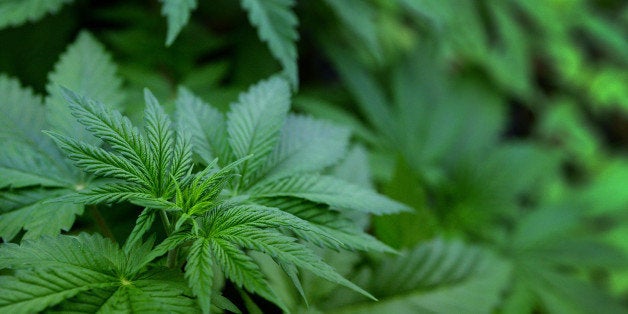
(324, 238, 512, 314)
(153, 203, 375, 313)
(240, 0, 299, 87)
(0, 233, 197, 313)
(0, 0, 74, 29)
(33, 74, 404, 312)
(0, 31, 123, 241)
(178, 76, 409, 246)
(46, 87, 191, 208)
(160, 0, 197, 46)
(46, 31, 125, 144)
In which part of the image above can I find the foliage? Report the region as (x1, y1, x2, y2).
(1, 0, 628, 313)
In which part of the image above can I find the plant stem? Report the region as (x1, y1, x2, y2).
(167, 246, 179, 268)
(159, 209, 179, 268)
(159, 210, 171, 232)
(89, 205, 115, 241)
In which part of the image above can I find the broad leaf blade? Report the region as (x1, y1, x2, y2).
(240, 0, 299, 87)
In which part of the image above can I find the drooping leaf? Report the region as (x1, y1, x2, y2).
(0, 0, 74, 29)
(240, 0, 299, 87)
(46, 31, 125, 145)
(160, 0, 198, 46)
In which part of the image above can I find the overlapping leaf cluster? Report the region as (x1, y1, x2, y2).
(0, 33, 407, 313)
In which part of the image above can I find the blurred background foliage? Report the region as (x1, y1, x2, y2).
(1, 0, 627, 313)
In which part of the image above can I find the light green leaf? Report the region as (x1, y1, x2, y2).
(175, 87, 229, 165)
(250, 174, 410, 215)
(227, 76, 290, 187)
(160, 0, 198, 46)
(260, 114, 350, 182)
(185, 238, 214, 314)
(0, 0, 74, 29)
(46, 31, 124, 144)
(240, 0, 299, 87)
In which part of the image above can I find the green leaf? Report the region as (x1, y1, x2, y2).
(46, 31, 125, 145)
(0, 234, 195, 313)
(185, 238, 214, 314)
(227, 76, 290, 187)
(143, 89, 175, 196)
(160, 0, 198, 46)
(240, 0, 299, 87)
(0, 189, 83, 242)
(209, 237, 284, 310)
(0, 0, 74, 29)
(256, 197, 393, 252)
(250, 174, 410, 215)
(260, 114, 350, 182)
(123, 208, 157, 253)
(175, 87, 229, 165)
(219, 228, 375, 301)
(322, 0, 382, 61)
(0, 268, 118, 313)
(329, 239, 511, 314)
(0, 75, 77, 189)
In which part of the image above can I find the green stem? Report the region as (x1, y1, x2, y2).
(167, 246, 180, 269)
(159, 210, 171, 232)
(89, 205, 115, 241)
(159, 210, 179, 268)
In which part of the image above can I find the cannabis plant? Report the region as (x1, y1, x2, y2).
(0, 35, 407, 312)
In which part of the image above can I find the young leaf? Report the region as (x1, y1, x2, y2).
(250, 174, 411, 215)
(0, 0, 74, 29)
(227, 76, 290, 188)
(46, 31, 125, 145)
(240, 0, 299, 87)
(160, 0, 198, 46)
